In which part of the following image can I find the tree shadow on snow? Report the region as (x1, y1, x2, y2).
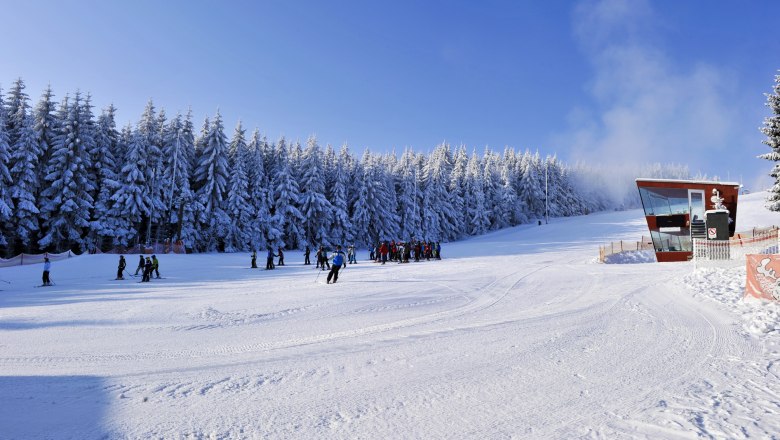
(0, 375, 110, 439)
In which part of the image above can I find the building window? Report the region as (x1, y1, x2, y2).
(639, 187, 690, 216)
(650, 229, 692, 252)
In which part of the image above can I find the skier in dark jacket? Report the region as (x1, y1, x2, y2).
(326, 246, 347, 284)
(142, 257, 153, 282)
(266, 248, 276, 270)
(317, 246, 330, 271)
(277, 248, 285, 266)
(42, 257, 52, 286)
(134, 254, 145, 275)
(251, 250, 257, 268)
(304, 245, 311, 265)
(117, 255, 126, 280)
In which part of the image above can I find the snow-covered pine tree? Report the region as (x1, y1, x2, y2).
(8, 113, 41, 252)
(76, 94, 101, 251)
(136, 101, 165, 244)
(481, 148, 500, 230)
(323, 143, 337, 190)
(0, 89, 12, 249)
(327, 144, 353, 247)
(464, 150, 490, 236)
(518, 150, 546, 220)
(263, 135, 280, 182)
(159, 113, 183, 237)
(3, 80, 32, 251)
(246, 129, 272, 252)
(90, 105, 120, 250)
(353, 152, 399, 244)
(160, 111, 198, 246)
(448, 145, 468, 238)
(223, 122, 252, 252)
(421, 144, 456, 241)
(498, 148, 524, 226)
(4, 79, 29, 145)
(378, 153, 401, 241)
(193, 111, 230, 251)
(110, 127, 149, 246)
(174, 111, 201, 248)
(38, 92, 95, 252)
(289, 139, 304, 186)
(759, 72, 780, 211)
(350, 157, 372, 246)
(271, 142, 305, 249)
(33, 86, 58, 195)
(397, 148, 422, 241)
(299, 136, 332, 247)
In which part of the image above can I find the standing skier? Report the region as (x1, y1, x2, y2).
(277, 248, 285, 266)
(117, 255, 126, 280)
(151, 255, 160, 279)
(42, 257, 52, 286)
(266, 248, 276, 270)
(142, 257, 153, 282)
(134, 254, 145, 275)
(348, 245, 357, 264)
(317, 246, 330, 271)
(251, 250, 257, 268)
(379, 242, 389, 265)
(304, 245, 311, 265)
(326, 246, 347, 284)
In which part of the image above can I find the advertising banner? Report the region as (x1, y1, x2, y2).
(745, 254, 780, 301)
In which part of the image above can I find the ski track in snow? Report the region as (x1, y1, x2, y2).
(1, 193, 779, 439)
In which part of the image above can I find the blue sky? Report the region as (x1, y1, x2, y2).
(2, 0, 779, 189)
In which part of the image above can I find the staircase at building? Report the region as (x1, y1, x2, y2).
(690, 219, 706, 239)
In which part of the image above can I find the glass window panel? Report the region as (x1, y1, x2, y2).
(638, 187, 690, 216)
(650, 229, 692, 252)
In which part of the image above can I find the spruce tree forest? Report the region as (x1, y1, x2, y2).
(0, 79, 691, 256)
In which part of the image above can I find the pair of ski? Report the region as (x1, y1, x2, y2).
(137, 277, 165, 283)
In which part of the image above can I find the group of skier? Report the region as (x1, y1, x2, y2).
(250, 248, 288, 270)
(37, 240, 441, 287)
(255, 244, 349, 284)
(370, 240, 441, 264)
(119, 254, 161, 282)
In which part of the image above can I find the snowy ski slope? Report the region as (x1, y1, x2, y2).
(0, 192, 778, 439)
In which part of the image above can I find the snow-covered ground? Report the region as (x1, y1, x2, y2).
(1, 193, 779, 439)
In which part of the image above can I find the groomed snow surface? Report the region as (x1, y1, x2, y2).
(1, 193, 779, 439)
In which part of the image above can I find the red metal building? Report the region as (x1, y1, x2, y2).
(636, 179, 740, 262)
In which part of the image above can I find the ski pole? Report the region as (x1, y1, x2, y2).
(315, 269, 322, 283)
(124, 269, 134, 278)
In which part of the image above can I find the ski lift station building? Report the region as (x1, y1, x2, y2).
(636, 178, 740, 262)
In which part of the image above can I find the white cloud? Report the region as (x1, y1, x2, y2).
(560, 0, 739, 172)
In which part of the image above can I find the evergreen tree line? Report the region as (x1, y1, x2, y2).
(0, 78, 689, 256)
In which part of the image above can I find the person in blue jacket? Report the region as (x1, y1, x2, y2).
(326, 245, 347, 284)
